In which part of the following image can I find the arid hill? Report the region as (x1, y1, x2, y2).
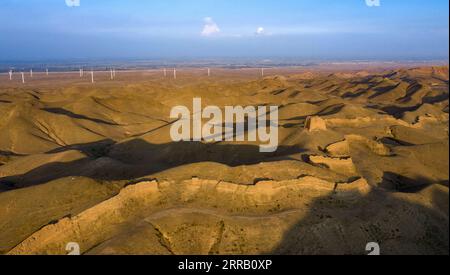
(0, 66, 448, 255)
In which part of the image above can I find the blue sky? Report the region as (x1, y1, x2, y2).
(0, 0, 448, 60)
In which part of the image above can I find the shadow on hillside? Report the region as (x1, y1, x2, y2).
(282, 103, 345, 127)
(0, 139, 305, 191)
(42, 108, 119, 126)
(380, 172, 449, 192)
(366, 103, 421, 118)
(368, 84, 401, 99)
(0, 150, 26, 157)
(271, 173, 449, 255)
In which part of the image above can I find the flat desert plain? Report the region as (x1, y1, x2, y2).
(0, 66, 448, 255)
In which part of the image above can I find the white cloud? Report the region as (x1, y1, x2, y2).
(65, 0, 80, 7)
(201, 17, 221, 36)
(255, 27, 265, 35)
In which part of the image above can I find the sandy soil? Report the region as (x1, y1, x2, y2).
(0, 66, 448, 255)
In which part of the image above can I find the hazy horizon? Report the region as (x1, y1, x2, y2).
(0, 0, 448, 61)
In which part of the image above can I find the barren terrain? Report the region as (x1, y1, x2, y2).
(0, 66, 448, 255)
